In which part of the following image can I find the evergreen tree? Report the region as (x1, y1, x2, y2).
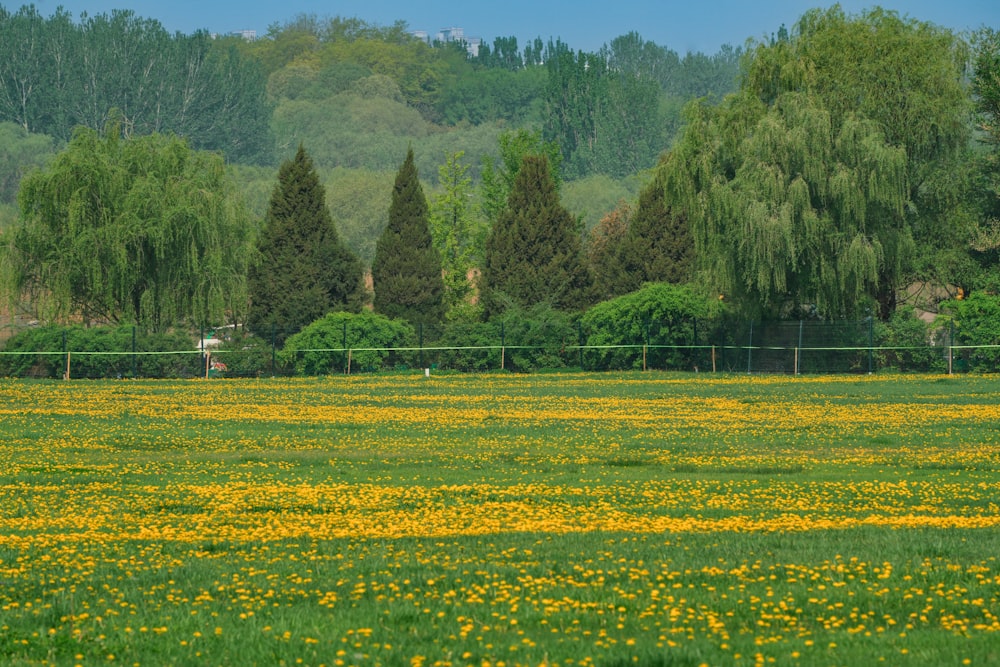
(482, 154, 595, 317)
(587, 200, 633, 301)
(372, 148, 445, 327)
(622, 174, 694, 286)
(246, 144, 362, 341)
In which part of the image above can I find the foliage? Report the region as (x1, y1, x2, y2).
(0, 324, 196, 378)
(428, 151, 483, 313)
(543, 45, 669, 179)
(482, 154, 595, 318)
(0, 7, 272, 163)
(324, 167, 395, 266)
(560, 173, 637, 232)
(872, 306, 945, 373)
(434, 318, 502, 372)
(0, 122, 55, 205)
(279, 310, 414, 374)
(580, 282, 718, 371)
(434, 66, 546, 126)
(372, 148, 446, 327)
(663, 7, 969, 320)
(495, 302, 576, 372)
(944, 291, 1000, 371)
(587, 199, 634, 301)
(247, 145, 363, 342)
(479, 128, 562, 230)
(621, 172, 694, 287)
(969, 28, 1000, 286)
(3, 124, 252, 331)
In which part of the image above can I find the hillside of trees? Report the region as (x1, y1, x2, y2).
(2, 3, 999, 365)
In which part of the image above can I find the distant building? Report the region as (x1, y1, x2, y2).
(231, 29, 257, 41)
(412, 26, 481, 57)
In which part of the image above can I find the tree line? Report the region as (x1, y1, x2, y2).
(2, 5, 1000, 361)
(0, 5, 271, 163)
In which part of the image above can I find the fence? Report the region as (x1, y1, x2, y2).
(0, 316, 993, 379)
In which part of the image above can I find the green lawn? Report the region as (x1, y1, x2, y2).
(1, 373, 998, 666)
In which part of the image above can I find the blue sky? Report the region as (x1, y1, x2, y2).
(30, 0, 999, 54)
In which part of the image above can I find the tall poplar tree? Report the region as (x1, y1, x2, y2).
(372, 148, 445, 327)
(247, 144, 362, 340)
(482, 154, 595, 317)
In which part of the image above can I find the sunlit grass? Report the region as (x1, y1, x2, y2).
(1, 372, 999, 665)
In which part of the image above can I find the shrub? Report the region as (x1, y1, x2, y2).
(435, 319, 503, 372)
(279, 311, 414, 375)
(0, 325, 197, 378)
(493, 303, 576, 372)
(873, 307, 945, 372)
(944, 292, 1000, 372)
(580, 283, 717, 371)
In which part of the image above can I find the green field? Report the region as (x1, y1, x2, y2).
(2, 373, 999, 666)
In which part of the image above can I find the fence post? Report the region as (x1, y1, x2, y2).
(132, 325, 137, 379)
(796, 319, 803, 375)
(342, 321, 348, 374)
(62, 329, 70, 380)
(693, 317, 698, 372)
(500, 321, 506, 371)
(949, 319, 955, 375)
(867, 316, 874, 375)
(419, 322, 424, 370)
(577, 321, 584, 370)
(643, 318, 649, 372)
(746, 321, 754, 374)
(271, 323, 277, 375)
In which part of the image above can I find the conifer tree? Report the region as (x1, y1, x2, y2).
(247, 144, 362, 341)
(372, 148, 445, 327)
(482, 154, 595, 317)
(587, 200, 634, 301)
(622, 174, 694, 286)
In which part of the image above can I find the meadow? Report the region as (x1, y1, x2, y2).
(1, 372, 999, 666)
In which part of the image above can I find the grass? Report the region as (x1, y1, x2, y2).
(1, 372, 999, 666)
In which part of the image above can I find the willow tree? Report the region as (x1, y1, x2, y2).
(3, 123, 252, 330)
(663, 6, 969, 319)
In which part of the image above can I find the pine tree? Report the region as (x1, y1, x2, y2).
(372, 148, 445, 327)
(482, 154, 595, 317)
(622, 174, 694, 286)
(587, 200, 634, 301)
(246, 144, 362, 341)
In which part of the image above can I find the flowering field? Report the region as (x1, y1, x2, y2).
(2, 373, 999, 666)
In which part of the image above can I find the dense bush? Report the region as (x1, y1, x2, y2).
(494, 304, 577, 372)
(0, 325, 197, 378)
(435, 319, 503, 372)
(944, 292, 1000, 372)
(580, 283, 717, 371)
(279, 311, 414, 374)
(873, 306, 946, 372)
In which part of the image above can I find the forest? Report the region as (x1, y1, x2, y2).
(1, 3, 999, 368)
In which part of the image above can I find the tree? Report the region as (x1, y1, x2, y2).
(429, 151, 483, 313)
(247, 144, 363, 341)
(480, 128, 561, 229)
(662, 7, 969, 319)
(372, 148, 445, 327)
(622, 173, 694, 286)
(3, 123, 252, 331)
(968, 28, 1000, 288)
(587, 199, 633, 301)
(481, 154, 595, 317)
